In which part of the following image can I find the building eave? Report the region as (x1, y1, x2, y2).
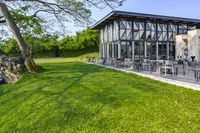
(92, 10, 200, 29)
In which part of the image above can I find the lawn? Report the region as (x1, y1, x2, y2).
(0, 57, 200, 132)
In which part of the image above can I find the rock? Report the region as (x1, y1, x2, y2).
(0, 49, 27, 84)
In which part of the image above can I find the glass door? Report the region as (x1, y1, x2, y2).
(146, 41, 156, 60)
(127, 41, 132, 58)
(109, 43, 112, 58)
(158, 42, 167, 60)
(121, 41, 127, 59)
(169, 42, 175, 60)
(134, 41, 144, 59)
(114, 43, 118, 58)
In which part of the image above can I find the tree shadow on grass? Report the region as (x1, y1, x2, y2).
(0, 62, 168, 132)
(0, 62, 108, 131)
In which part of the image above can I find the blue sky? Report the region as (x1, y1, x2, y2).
(69, 0, 200, 35)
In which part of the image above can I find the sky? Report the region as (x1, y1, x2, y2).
(69, 0, 200, 35)
(1, 0, 200, 37)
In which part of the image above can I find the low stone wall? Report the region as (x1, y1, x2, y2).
(0, 50, 27, 84)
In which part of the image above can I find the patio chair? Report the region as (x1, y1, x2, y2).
(115, 58, 124, 68)
(97, 58, 104, 64)
(133, 59, 142, 72)
(110, 58, 116, 66)
(124, 58, 132, 68)
(86, 56, 90, 62)
(91, 57, 96, 63)
(141, 59, 151, 71)
(191, 62, 200, 82)
(105, 58, 110, 65)
(156, 60, 163, 74)
(102, 58, 107, 65)
(173, 61, 189, 76)
(157, 60, 175, 77)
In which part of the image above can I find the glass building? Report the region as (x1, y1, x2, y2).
(92, 11, 200, 60)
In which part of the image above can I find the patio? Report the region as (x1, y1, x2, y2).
(86, 57, 200, 90)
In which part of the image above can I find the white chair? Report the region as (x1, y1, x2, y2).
(158, 60, 175, 77)
(124, 58, 132, 68)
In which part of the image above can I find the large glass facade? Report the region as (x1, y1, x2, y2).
(99, 16, 196, 60)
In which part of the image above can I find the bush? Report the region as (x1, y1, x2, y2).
(0, 28, 99, 58)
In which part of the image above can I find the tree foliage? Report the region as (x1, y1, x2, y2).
(1, 28, 99, 57)
(11, 5, 44, 35)
(0, 0, 124, 71)
(58, 28, 99, 50)
(2, 0, 124, 35)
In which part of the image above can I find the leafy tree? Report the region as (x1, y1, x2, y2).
(58, 28, 99, 50)
(0, 0, 124, 71)
(2, 38, 20, 55)
(2, 28, 99, 57)
(2, 33, 58, 56)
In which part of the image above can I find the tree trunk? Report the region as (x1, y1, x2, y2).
(0, 3, 37, 72)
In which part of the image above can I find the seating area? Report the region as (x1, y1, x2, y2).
(86, 57, 200, 85)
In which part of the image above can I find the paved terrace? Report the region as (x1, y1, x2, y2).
(86, 62, 200, 91)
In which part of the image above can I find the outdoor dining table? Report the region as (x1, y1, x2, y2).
(148, 60, 163, 72)
(133, 59, 142, 72)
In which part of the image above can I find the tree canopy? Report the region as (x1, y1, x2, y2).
(0, 0, 124, 71)
(1, 0, 124, 35)
(1, 28, 99, 57)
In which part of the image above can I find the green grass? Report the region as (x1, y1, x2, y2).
(0, 57, 200, 132)
(35, 52, 99, 64)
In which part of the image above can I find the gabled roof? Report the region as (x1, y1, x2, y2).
(92, 11, 200, 29)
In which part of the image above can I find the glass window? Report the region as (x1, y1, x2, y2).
(178, 24, 187, 34)
(119, 19, 132, 40)
(127, 42, 132, 58)
(158, 42, 167, 60)
(104, 44, 107, 58)
(113, 21, 119, 40)
(114, 44, 118, 58)
(100, 29, 104, 43)
(133, 21, 144, 41)
(146, 42, 151, 59)
(146, 22, 156, 41)
(109, 43, 112, 58)
(134, 41, 144, 59)
(146, 42, 156, 60)
(169, 43, 175, 60)
(121, 41, 127, 59)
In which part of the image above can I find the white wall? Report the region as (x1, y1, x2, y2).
(188, 29, 200, 61)
(175, 29, 200, 61)
(175, 34, 187, 60)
